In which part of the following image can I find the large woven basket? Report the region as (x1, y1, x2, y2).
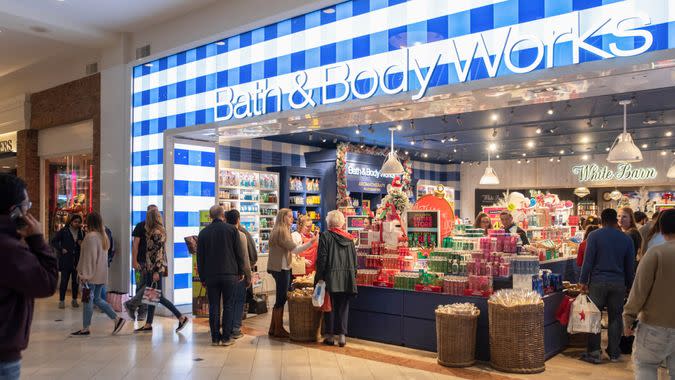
(435, 311, 480, 367)
(488, 302, 545, 374)
(288, 295, 321, 342)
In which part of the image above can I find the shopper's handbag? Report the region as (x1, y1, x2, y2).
(555, 295, 575, 326)
(142, 282, 161, 306)
(312, 280, 326, 307)
(81, 283, 91, 303)
(106, 292, 130, 313)
(291, 255, 306, 276)
(567, 295, 602, 334)
(320, 291, 332, 312)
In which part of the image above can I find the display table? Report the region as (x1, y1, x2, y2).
(540, 256, 579, 282)
(348, 286, 567, 361)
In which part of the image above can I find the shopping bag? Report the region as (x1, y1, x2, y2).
(291, 255, 306, 276)
(142, 283, 161, 306)
(567, 295, 602, 334)
(312, 280, 326, 307)
(184, 235, 198, 255)
(320, 291, 332, 312)
(106, 292, 130, 312)
(555, 295, 575, 326)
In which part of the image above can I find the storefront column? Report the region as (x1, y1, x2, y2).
(16, 129, 39, 218)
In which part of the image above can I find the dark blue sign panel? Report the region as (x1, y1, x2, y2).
(345, 153, 393, 194)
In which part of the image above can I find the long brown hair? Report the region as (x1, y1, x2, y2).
(85, 211, 109, 251)
(474, 212, 492, 230)
(145, 208, 165, 237)
(270, 208, 292, 247)
(642, 212, 664, 258)
(583, 225, 600, 241)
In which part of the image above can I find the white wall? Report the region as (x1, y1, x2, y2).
(460, 151, 675, 219)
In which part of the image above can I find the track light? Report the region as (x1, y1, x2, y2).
(423, 153, 428, 158)
(547, 105, 554, 115)
(355, 126, 361, 134)
(535, 128, 542, 134)
(441, 136, 448, 143)
(368, 124, 374, 133)
(410, 140, 415, 145)
(410, 119, 415, 130)
(321, 137, 327, 143)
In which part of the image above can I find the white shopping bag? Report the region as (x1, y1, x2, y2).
(312, 280, 326, 307)
(567, 295, 602, 334)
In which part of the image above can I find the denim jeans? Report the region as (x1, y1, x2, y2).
(232, 279, 247, 335)
(100, 285, 107, 301)
(633, 322, 675, 380)
(0, 360, 20, 380)
(83, 284, 117, 329)
(145, 274, 183, 324)
(587, 282, 626, 358)
(206, 275, 238, 342)
(271, 270, 291, 308)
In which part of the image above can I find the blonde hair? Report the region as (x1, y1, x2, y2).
(145, 208, 165, 237)
(270, 208, 293, 247)
(297, 215, 313, 231)
(326, 210, 346, 229)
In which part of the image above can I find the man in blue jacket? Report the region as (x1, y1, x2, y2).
(579, 208, 635, 364)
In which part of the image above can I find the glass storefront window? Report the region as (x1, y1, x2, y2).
(45, 154, 93, 240)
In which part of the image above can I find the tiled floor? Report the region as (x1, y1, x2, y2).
(18, 296, 656, 380)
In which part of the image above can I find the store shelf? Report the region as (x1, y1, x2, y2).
(219, 186, 260, 191)
(407, 227, 438, 232)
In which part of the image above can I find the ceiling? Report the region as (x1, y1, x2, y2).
(265, 87, 675, 164)
(0, 0, 217, 78)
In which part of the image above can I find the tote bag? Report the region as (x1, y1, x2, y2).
(567, 295, 602, 334)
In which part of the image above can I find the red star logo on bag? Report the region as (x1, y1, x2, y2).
(579, 310, 586, 321)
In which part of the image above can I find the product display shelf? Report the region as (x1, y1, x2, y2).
(268, 167, 324, 231)
(404, 210, 441, 249)
(217, 168, 279, 255)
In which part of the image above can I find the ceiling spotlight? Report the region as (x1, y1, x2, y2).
(360, 143, 365, 148)
(587, 119, 593, 128)
(450, 135, 458, 142)
(423, 153, 428, 158)
(642, 143, 648, 149)
(666, 131, 673, 137)
(441, 136, 448, 143)
(527, 141, 535, 149)
(453, 148, 457, 153)
(368, 124, 374, 133)
(321, 137, 327, 143)
(559, 149, 565, 155)
(661, 151, 667, 156)
(460, 161, 464, 164)
(404, 151, 409, 155)
(549, 157, 554, 162)
(548, 126, 558, 134)
(526, 159, 531, 164)
(642, 113, 658, 125)
(144, 63, 154, 68)
(582, 154, 589, 161)
(410, 140, 415, 145)
(322, 7, 336, 13)
(517, 160, 522, 164)
(396, 124, 403, 131)
(522, 153, 527, 157)
(216, 41, 226, 46)
(535, 128, 542, 134)
(496, 155, 500, 159)
(557, 157, 561, 162)
(491, 113, 499, 121)
(355, 126, 361, 134)
(410, 119, 415, 130)
(488, 143, 497, 151)
(581, 136, 590, 144)
(601, 118, 608, 128)
(547, 105, 554, 115)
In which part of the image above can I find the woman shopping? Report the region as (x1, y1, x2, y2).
(291, 215, 318, 277)
(134, 208, 189, 334)
(473, 212, 492, 235)
(267, 209, 317, 338)
(71, 212, 125, 336)
(619, 207, 643, 261)
(315, 210, 358, 347)
(51, 214, 84, 309)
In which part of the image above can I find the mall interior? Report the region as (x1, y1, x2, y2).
(1, 0, 674, 379)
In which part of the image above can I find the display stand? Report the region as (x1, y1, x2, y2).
(217, 168, 279, 255)
(268, 167, 324, 231)
(404, 210, 440, 249)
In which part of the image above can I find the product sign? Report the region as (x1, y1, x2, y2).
(572, 163, 658, 182)
(413, 195, 455, 238)
(346, 216, 371, 230)
(0, 132, 17, 153)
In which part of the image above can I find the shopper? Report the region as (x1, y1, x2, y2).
(499, 211, 529, 246)
(641, 212, 666, 255)
(124, 204, 158, 321)
(473, 212, 492, 235)
(619, 207, 643, 261)
(634, 211, 648, 229)
(576, 225, 600, 268)
(291, 215, 318, 276)
(134, 208, 189, 334)
(579, 208, 635, 364)
(624, 209, 675, 379)
(267, 208, 317, 338)
(51, 213, 84, 309)
(196, 205, 243, 346)
(238, 216, 258, 313)
(71, 212, 126, 336)
(639, 211, 659, 244)
(99, 225, 115, 301)
(0, 174, 58, 380)
(225, 209, 252, 341)
(315, 210, 358, 347)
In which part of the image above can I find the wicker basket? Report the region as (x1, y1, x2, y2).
(288, 295, 322, 342)
(488, 302, 545, 374)
(435, 311, 480, 367)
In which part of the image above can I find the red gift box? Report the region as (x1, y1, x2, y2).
(414, 284, 442, 293)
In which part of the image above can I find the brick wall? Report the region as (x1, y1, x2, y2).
(18, 73, 101, 220)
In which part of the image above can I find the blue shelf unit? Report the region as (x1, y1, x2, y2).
(268, 167, 324, 231)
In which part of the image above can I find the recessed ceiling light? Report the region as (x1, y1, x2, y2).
(535, 128, 542, 134)
(144, 63, 153, 68)
(666, 131, 673, 137)
(642, 143, 648, 149)
(522, 153, 527, 157)
(410, 140, 415, 145)
(547, 106, 554, 115)
(423, 153, 428, 158)
(581, 136, 590, 144)
(491, 113, 499, 121)
(323, 7, 335, 14)
(605, 147, 610, 152)
(488, 143, 497, 151)
(404, 151, 409, 155)
(661, 151, 667, 156)
(453, 148, 457, 153)
(527, 141, 535, 148)
(559, 149, 565, 154)
(495, 155, 500, 159)
(216, 41, 225, 46)
(582, 154, 589, 160)
(355, 126, 361, 134)
(396, 124, 402, 131)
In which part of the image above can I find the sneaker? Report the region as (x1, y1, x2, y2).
(609, 356, 621, 363)
(113, 318, 126, 335)
(338, 335, 346, 347)
(124, 301, 137, 320)
(232, 332, 244, 339)
(175, 316, 189, 333)
(58, 301, 65, 309)
(211, 341, 221, 346)
(580, 352, 603, 364)
(221, 338, 235, 346)
(71, 330, 90, 336)
(134, 325, 152, 333)
(71, 299, 79, 308)
(322, 334, 334, 346)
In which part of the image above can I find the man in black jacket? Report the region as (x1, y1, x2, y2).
(0, 174, 58, 380)
(197, 205, 244, 346)
(500, 211, 530, 246)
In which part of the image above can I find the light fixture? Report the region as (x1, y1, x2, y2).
(549, 157, 554, 162)
(581, 136, 590, 144)
(526, 159, 531, 164)
(574, 187, 591, 198)
(641, 143, 648, 149)
(479, 147, 500, 185)
(607, 100, 643, 163)
(605, 147, 610, 152)
(380, 127, 405, 175)
(450, 135, 458, 142)
(453, 148, 457, 153)
(410, 140, 415, 145)
(423, 153, 428, 158)
(323, 7, 335, 14)
(667, 159, 675, 178)
(308, 133, 313, 141)
(404, 151, 409, 155)
(661, 151, 667, 156)
(216, 41, 226, 46)
(582, 154, 589, 161)
(522, 153, 527, 157)
(321, 138, 327, 143)
(496, 155, 500, 159)
(601, 118, 608, 129)
(557, 157, 561, 162)
(489, 143, 497, 151)
(492, 128, 498, 138)
(410, 119, 415, 130)
(332, 138, 338, 144)
(666, 131, 673, 137)
(491, 113, 499, 122)
(547, 105, 554, 115)
(355, 126, 361, 134)
(144, 63, 153, 68)
(527, 140, 535, 149)
(535, 128, 542, 134)
(396, 124, 403, 131)
(517, 159, 522, 164)
(441, 136, 448, 143)
(610, 189, 623, 201)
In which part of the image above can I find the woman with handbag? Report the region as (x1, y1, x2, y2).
(267, 208, 317, 338)
(315, 210, 358, 347)
(291, 215, 318, 277)
(134, 208, 189, 333)
(71, 212, 125, 336)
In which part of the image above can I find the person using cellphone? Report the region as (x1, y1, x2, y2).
(0, 174, 58, 380)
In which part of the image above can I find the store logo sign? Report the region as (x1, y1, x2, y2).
(347, 165, 395, 179)
(214, 11, 653, 122)
(572, 163, 658, 182)
(0, 139, 13, 153)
